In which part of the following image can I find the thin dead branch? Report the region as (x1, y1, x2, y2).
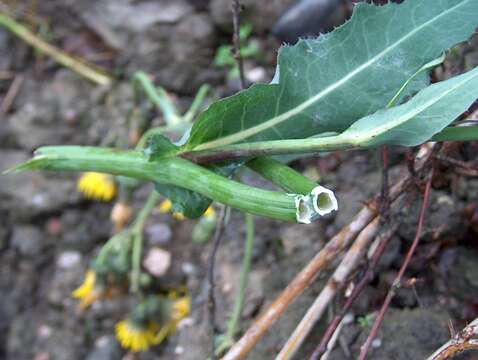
(310, 224, 398, 360)
(232, 0, 246, 89)
(426, 318, 478, 360)
(1, 73, 24, 115)
(358, 169, 434, 360)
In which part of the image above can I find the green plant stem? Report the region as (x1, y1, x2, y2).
(0, 13, 111, 86)
(131, 191, 160, 293)
(246, 157, 317, 194)
(11, 146, 299, 222)
(216, 212, 255, 355)
(133, 71, 181, 125)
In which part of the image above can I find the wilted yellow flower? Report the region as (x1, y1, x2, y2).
(159, 199, 185, 220)
(72, 270, 101, 309)
(116, 320, 160, 352)
(156, 295, 191, 343)
(77, 172, 117, 201)
(172, 296, 191, 321)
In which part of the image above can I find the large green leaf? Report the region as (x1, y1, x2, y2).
(342, 66, 478, 147)
(185, 0, 478, 152)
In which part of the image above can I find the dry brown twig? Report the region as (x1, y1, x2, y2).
(309, 224, 399, 360)
(221, 145, 435, 360)
(426, 318, 478, 360)
(277, 218, 381, 359)
(1, 73, 24, 115)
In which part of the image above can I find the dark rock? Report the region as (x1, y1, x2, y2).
(439, 247, 478, 302)
(273, 0, 345, 43)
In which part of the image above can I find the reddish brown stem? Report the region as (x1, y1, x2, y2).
(310, 224, 398, 360)
(358, 170, 434, 360)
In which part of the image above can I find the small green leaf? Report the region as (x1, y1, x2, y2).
(143, 134, 178, 160)
(342, 66, 478, 147)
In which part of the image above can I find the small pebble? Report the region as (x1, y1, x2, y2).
(56, 251, 82, 269)
(143, 247, 172, 277)
(371, 338, 382, 348)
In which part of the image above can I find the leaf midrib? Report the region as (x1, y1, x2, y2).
(192, 0, 469, 151)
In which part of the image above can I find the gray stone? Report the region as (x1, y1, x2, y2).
(6, 71, 95, 151)
(78, 0, 194, 49)
(10, 225, 45, 258)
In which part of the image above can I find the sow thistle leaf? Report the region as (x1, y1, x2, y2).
(342, 66, 478, 147)
(185, 0, 478, 152)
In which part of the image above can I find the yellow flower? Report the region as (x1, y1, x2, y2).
(203, 206, 216, 219)
(158, 199, 173, 213)
(72, 270, 101, 309)
(155, 295, 191, 344)
(77, 172, 117, 201)
(116, 320, 160, 352)
(159, 199, 185, 220)
(172, 296, 191, 321)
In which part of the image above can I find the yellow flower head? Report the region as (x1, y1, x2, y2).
(155, 295, 191, 344)
(77, 172, 117, 201)
(159, 199, 185, 220)
(72, 270, 101, 309)
(203, 206, 216, 219)
(116, 319, 160, 352)
(172, 296, 191, 321)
